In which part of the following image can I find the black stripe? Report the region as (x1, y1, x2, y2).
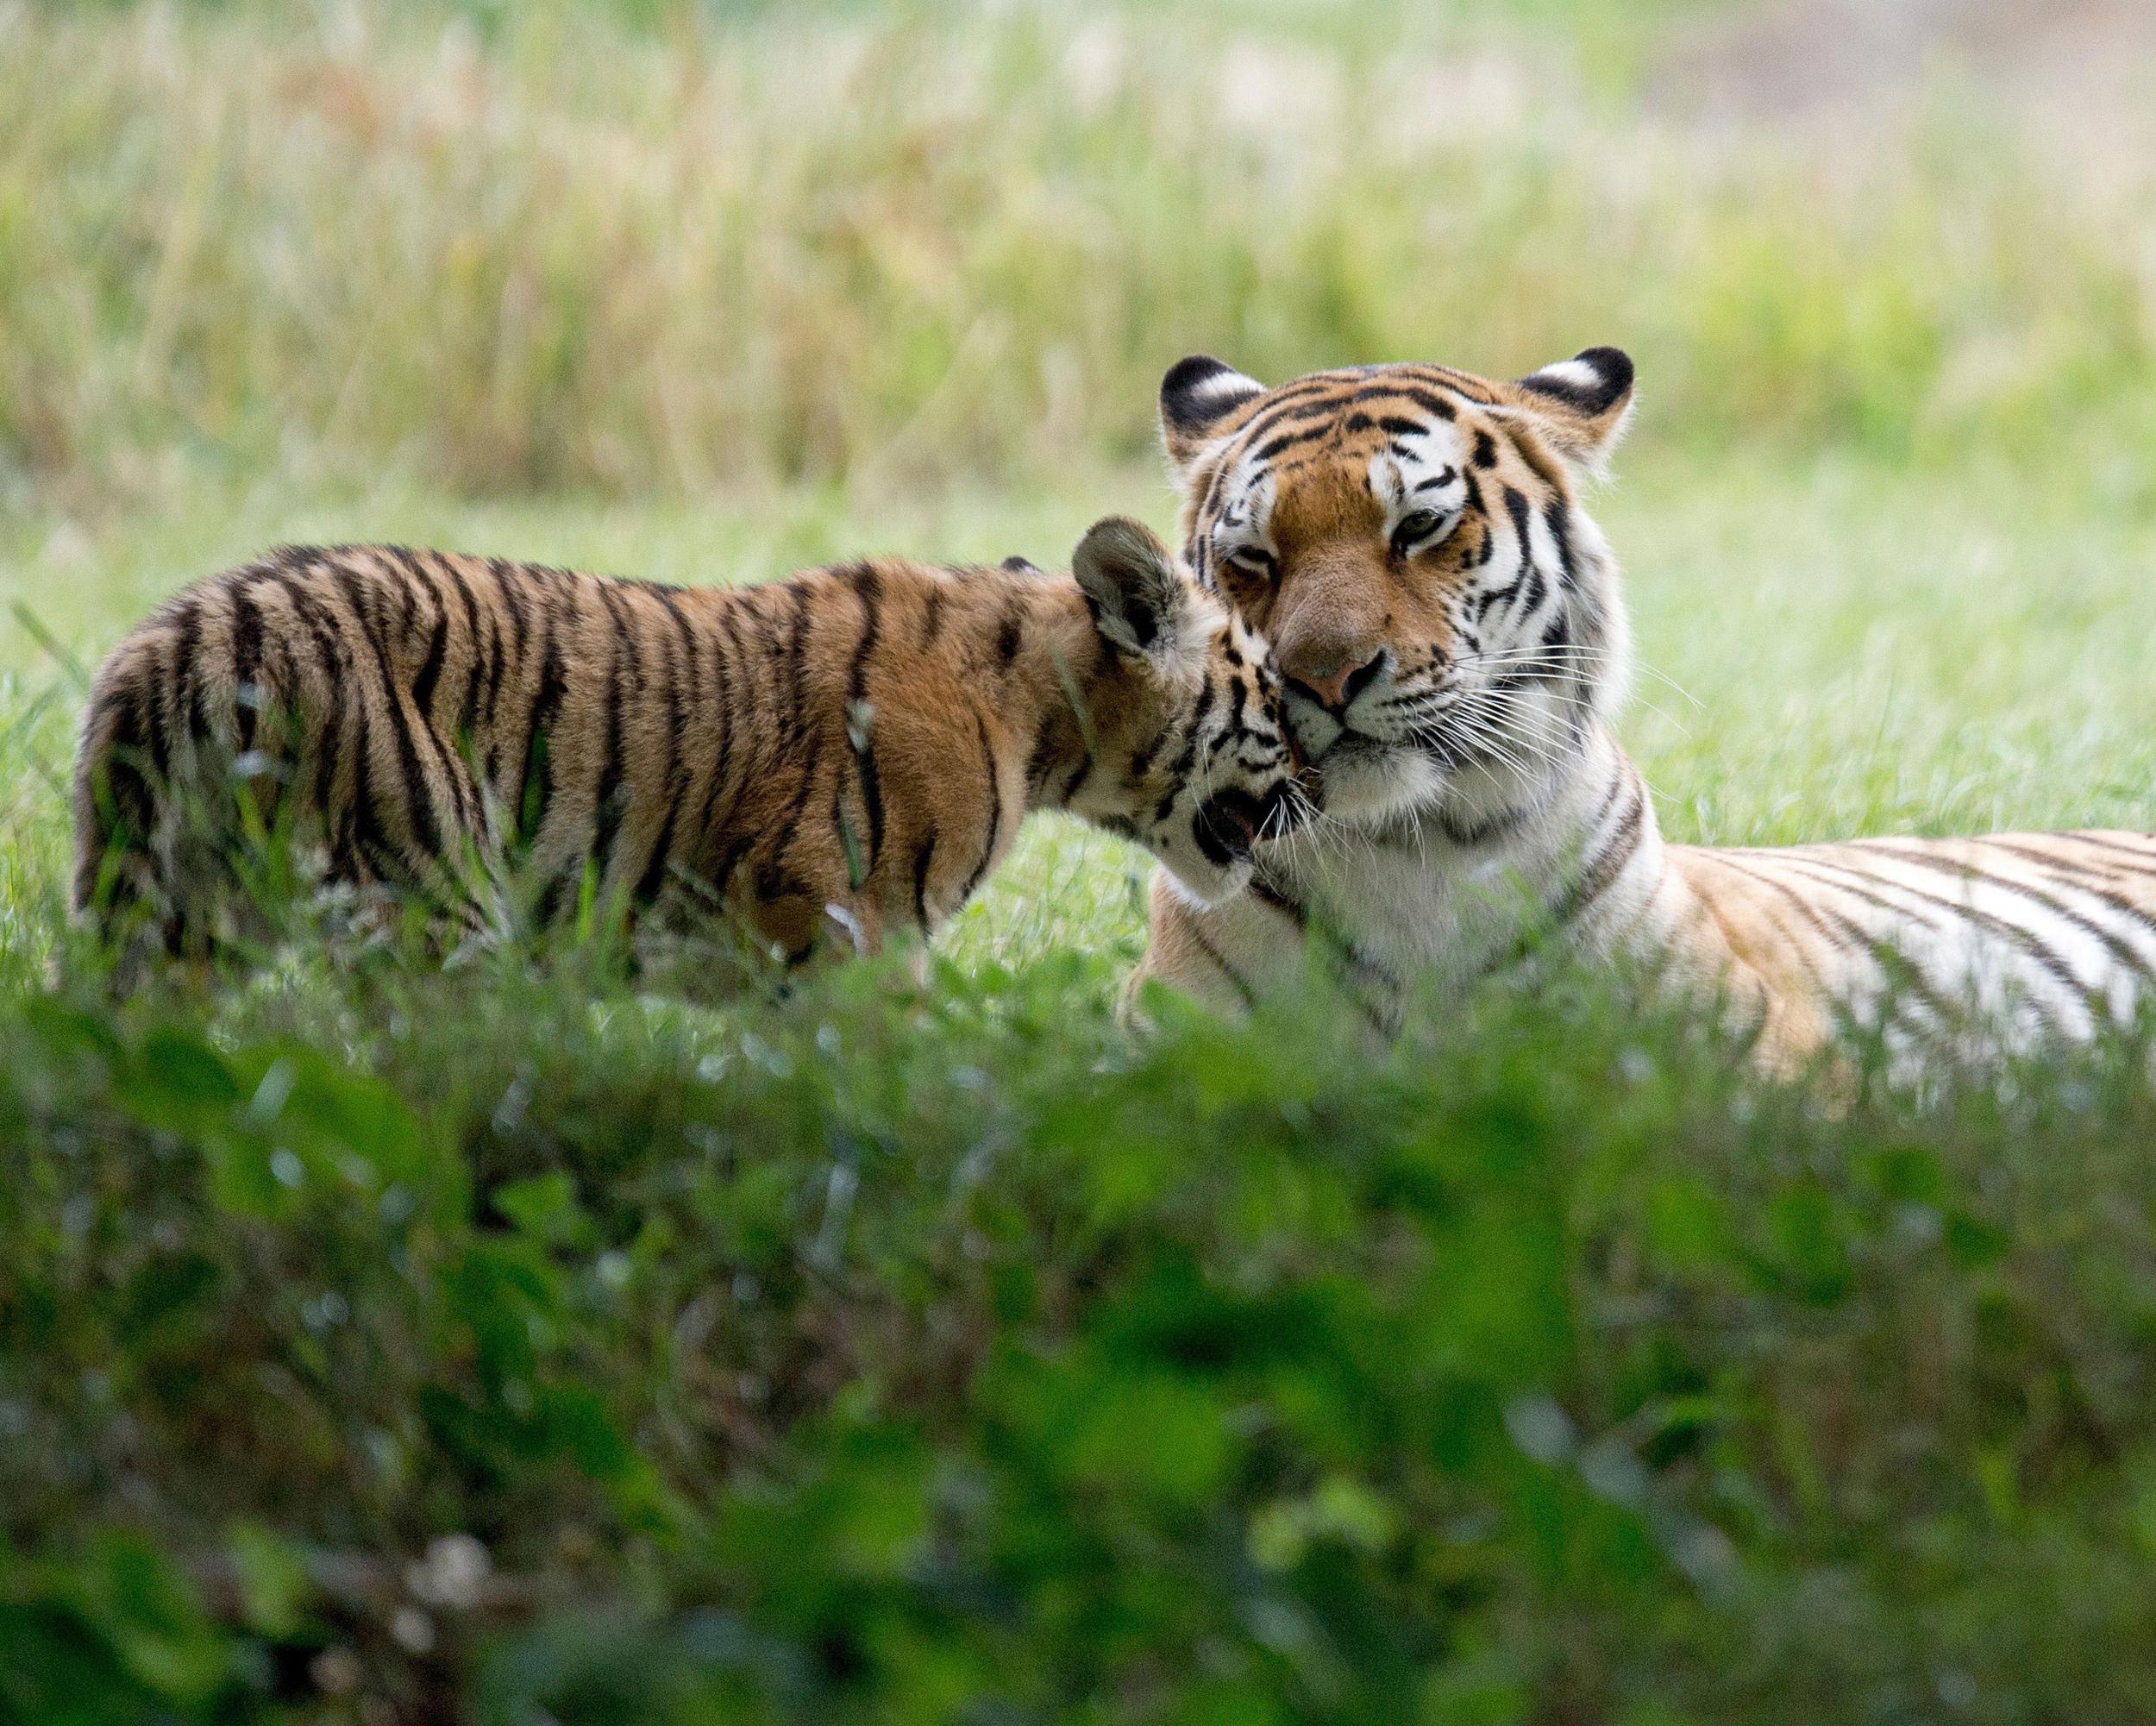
(1432, 797, 1535, 848)
(1848, 841, 2153, 985)
(710, 833, 755, 901)
(591, 583, 638, 881)
(1025, 718, 1063, 799)
(375, 551, 479, 834)
(409, 592, 450, 725)
(1182, 921, 1258, 1011)
(1499, 423, 1564, 493)
(1160, 675, 1217, 783)
(688, 606, 746, 884)
(473, 586, 506, 743)
(1125, 723, 1174, 783)
(846, 568, 887, 870)
(1254, 424, 1333, 466)
(413, 558, 481, 832)
(229, 581, 267, 751)
(1382, 385, 1463, 422)
(2056, 832, 2156, 871)
(349, 574, 441, 860)
(167, 594, 208, 748)
(958, 712, 1004, 905)
(1248, 868, 1309, 928)
(1541, 502, 1576, 592)
(1709, 853, 1959, 1026)
(1229, 381, 1357, 449)
(1704, 855, 1852, 1000)
(345, 702, 392, 880)
(630, 599, 692, 908)
(1773, 852, 2102, 1022)
(1989, 842, 2156, 939)
(1554, 774, 1644, 926)
(267, 572, 348, 818)
(535, 865, 573, 927)
(912, 829, 938, 927)
(515, 607, 565, 849)
(493, 561, 531, 712)
(769, 593, 826, 869)
(774, 731, 827, 877)
(781, 582, 812, 747)
(93, 684, 155, 841)
(1058, 749, 1093, 806)
(1400, 367, 1487, 405)
(441, 557, 486, 741)
(1502, 486, 1534, 562)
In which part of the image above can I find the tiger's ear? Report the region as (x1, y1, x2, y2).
(1159, 355, 1266, 477)
(1509, 346, 1636, 474)
(1073, 516, 1205, 675)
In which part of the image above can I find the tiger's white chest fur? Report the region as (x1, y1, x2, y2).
(1185, 726, 1673, 1017)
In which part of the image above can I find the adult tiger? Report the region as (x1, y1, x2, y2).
(1131, 348, 2156, 1067)
(74, 518, 1307, 967)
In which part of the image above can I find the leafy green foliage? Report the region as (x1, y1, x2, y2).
(8, 941, 2156, 1723)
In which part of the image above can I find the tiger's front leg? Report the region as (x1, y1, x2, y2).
(1126, 869, 1293, 1020)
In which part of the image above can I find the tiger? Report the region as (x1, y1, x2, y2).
(72, 516, 1309, 969)
(1131, 346, 2156, 1070)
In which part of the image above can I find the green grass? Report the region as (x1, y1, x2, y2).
(10, 0, 2156, 1721)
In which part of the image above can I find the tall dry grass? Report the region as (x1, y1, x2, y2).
(3, 0, 2153, 518)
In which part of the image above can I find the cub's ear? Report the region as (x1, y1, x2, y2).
(1509, 346, 1636, 473)
(1073, 516, 1205, 674)
(1159, 355, 1266, 477)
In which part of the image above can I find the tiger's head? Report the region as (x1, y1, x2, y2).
(1065, 515, 1313, 905)
(1156, 348, 1637, 837)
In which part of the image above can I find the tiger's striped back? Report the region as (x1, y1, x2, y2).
(73, 519, 1306, 966)
(1661, 831, 2156, 1064)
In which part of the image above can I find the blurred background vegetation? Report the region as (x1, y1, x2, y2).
(5, 0, 2156, 512)
(7, 2, 2156, 1722)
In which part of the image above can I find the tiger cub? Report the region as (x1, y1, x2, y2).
(72, 517, 1309, 965)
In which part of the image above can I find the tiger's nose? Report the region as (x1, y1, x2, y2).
(1282, 646, 1383, 712)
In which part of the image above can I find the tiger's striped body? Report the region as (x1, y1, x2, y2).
(74, 518, 1304, 965)
(1134, 349, 2156, 1066)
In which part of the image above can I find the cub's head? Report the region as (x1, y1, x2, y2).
(1068, 515, 1312, 905)
(1157, 348, 1637, 835)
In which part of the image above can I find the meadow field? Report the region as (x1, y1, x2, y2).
(7, 1, 2156, 1720)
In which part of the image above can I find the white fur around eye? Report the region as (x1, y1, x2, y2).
(1367, 422, 1470, 549)
(1210, 517, 1278, 574)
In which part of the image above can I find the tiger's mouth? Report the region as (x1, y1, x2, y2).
(1193, 783, 1307, 866)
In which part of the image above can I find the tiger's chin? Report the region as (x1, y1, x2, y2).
(1309, 737, 1446, 828)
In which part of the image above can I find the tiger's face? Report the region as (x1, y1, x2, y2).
(1156, 349, 1637, 835)
(1068, 516, 1313, 905)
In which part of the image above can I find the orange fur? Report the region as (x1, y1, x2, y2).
(73, 520, 1307, 967)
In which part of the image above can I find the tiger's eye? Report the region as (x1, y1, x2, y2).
(1391, 511, 1443, 558)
